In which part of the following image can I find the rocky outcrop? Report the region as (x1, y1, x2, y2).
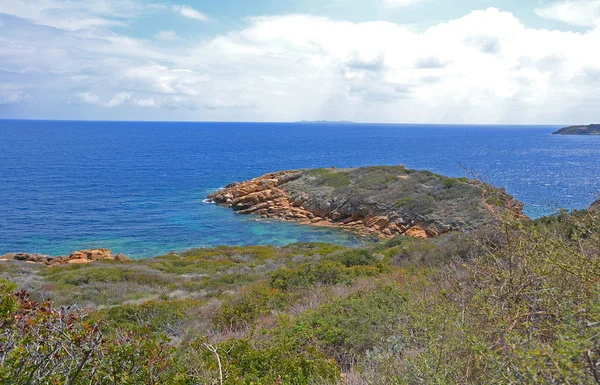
(207, 166, 527, 239)
(553, 124, 600, 135)
(0, 249, 129, 266)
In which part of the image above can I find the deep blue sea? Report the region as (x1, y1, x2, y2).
(1, 120, 599, 258)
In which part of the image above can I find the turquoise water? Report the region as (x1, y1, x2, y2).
(1, 120, 599, 258)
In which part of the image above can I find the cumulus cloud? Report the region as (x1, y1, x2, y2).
(106, 92, 132, 108)
(535, 0, 600, 27)
(172, 5, 209, 21)
(2, 4, 600, 123)
(0, 90, 29, 105)
(120, 65, 209, 95)
(69, 92, 100, 105)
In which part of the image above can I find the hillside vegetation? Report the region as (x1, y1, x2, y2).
(1, 202, 599, 384)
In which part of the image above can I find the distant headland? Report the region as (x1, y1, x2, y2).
(553, 124, 600, 135)
(207, 165, 526, 239)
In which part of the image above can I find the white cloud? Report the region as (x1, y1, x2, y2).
(69, 92, 100, 105)
(535, 0, 600, 28)
(172, 5, 209, 21)
(106, 92, 132, 107)
(3, 4, 600, 123)
(0, 90, 29, 105)
(120, 65, 209, 95)
(0, 0, 164, 31)
(132, 98, 158, 107)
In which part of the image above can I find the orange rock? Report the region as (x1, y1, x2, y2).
(404, 226, 429, 239)
(0, 248, 129, 266)
(206, 170, 445, 240)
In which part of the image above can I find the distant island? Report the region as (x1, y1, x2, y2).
(553, 124, 600, 135)
(296, 120, 357, 124)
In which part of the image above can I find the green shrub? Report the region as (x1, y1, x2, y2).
(97, 299, 202, 335)
(308, 168, 333, 176)
(395, 196, 414, 207)
(183, 337, 339, 385)
(270, 260, 353, 290)
(273, 283, 409, 369)
(315, 172, 351, 188)
(213, 283, 287, 329)
(42, 265, 172, 287)
(0, 287, 182, 385)
(336, 249, 377, 267)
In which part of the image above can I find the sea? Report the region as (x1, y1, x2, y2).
(1, 120, 599, 258)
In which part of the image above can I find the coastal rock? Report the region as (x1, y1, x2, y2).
(0, 249, 130, 266)
(207, 166, 527, 238)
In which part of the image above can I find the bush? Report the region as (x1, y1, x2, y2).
(0, 284, 182, 385)
(273, 283, 409, 370)
(336, 249, 377, 267)
(395, 196, 414, 207)
(317, 172, 351, 188)
(180, 337, 340, 385)
(270, 260, 353, 290)
(213, 283, 287, 329)
(97, 299, 202, 335)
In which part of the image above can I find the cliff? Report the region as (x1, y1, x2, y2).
(207, 166, 526, 238)
(553, 124, 600, 135)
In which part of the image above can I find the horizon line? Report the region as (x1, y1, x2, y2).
(0, 118, 567, 127)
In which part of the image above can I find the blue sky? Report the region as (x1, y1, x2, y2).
(1, 0, 600, 123)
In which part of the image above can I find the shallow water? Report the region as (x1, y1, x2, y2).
(1, 120, 599, 258)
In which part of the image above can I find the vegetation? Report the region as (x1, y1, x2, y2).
(1, 205, 599, 383)
(284, 165, 520, 234)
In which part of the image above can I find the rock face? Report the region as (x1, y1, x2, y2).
(207, 166, 527, 238)
(553, 124, 600, 135)
(0, 249, 129, 266)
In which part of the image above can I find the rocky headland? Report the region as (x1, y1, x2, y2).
(0, 248, 129, 266)
(207, 166, 526, 239)
(553, 124, 600, 135)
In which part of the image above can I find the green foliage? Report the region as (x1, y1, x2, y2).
(3, 207, 600, 384)
(270, 260, 354, 290)
(213, 283, 287, 329)
(42, 264, 172, 287)
(97, 299, 202, 335)
(282, 242, 348, 256)
(336, 249, 377, 267)
(0, 287, 182, 385)
(486, 196, 505, 207)
(316, 171, 351, 188)
(182, 337, 339, 385)
(273, 283, 409, 369)
(395, 196, 414, 207)
(308, 168, 333, 176)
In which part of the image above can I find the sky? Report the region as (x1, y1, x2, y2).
(1, 0, 600, 124)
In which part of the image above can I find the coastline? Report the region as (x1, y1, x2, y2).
(207, 166, 527, 239)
